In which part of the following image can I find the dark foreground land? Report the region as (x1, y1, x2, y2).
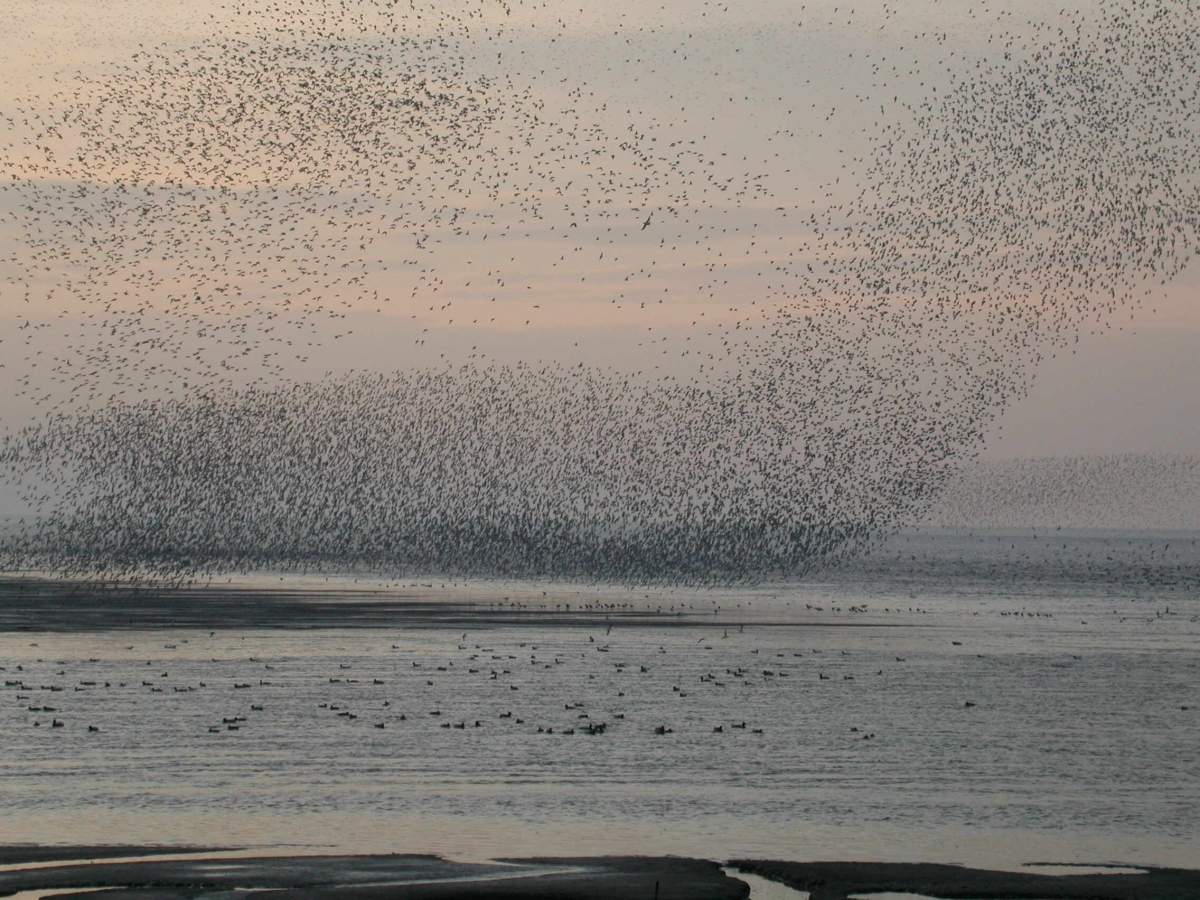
(3, 851, 1200, 899)
(0, 853, 744, 898)
(732, 859, 1200, 900)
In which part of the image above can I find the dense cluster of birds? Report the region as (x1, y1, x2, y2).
(0, 0, 1197, 584)
(847, 525, 1200, 594)
(922, 453, 1200, 531)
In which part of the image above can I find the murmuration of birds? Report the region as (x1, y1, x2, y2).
(922, 453, 1200, 532)
(0, 0, 1196, 585)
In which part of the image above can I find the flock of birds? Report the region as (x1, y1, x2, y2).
(845, 526, 1200, 597)
(922, 452, 1200, 531)
(0, 0, 1197, 585)
(2, 622, 970, 742)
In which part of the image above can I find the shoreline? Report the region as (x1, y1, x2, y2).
(1, 849, 1198, 899)
(0, 851, 745, 899)
(0, 846, 225, 867)
(0, 577, 919, 632)
(731, 859, 1200, 900)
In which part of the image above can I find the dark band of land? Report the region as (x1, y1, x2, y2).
(3, 851, 1199, 899)
(0, 852, 745, 899)
(0, 845, 226, 866)
(731, 859, 1200, 900)
(0, 577, 910, 632)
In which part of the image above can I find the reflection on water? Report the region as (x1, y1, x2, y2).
(1018, 864, 1147, 876)
(0, 529, 1197, 869)
(725, 868, 811, 899)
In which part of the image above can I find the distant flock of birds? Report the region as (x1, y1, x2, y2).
(0, 0, 1197, 585)
(922, 453, 1200, 532)
(4, 624, 974, 740)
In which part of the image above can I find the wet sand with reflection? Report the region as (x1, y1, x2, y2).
(0, 846, 221, 867)
(3, 851, 1200, 899)
(731, 860, 1200, 900)
(3, 534, 1197, 894)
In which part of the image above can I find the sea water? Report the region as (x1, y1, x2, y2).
(1, 528, 1196, 869)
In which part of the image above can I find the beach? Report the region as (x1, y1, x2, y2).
(2, 529, 1198, 896)
(1, 850, 1199, 898)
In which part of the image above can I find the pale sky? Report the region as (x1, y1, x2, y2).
(1, 0, 1197, 498)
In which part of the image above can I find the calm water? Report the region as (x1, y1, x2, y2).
(1, 528, 1197, 869)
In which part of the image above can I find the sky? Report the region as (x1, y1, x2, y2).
(0, 0, 1196, 511)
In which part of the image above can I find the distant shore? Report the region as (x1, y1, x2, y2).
(1, 849, 1199, 899)
(0, 845, 223, 866)
(0, 575, 913, 632)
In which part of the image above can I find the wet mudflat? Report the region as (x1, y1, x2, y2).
(0, 578, 690, 632)
(0, 846, 221, 867)
(2, 531, 1197, 874)
(0, 853, 747, 899)
(5, 852, 1200, 899)
(731, 860, 1200, 900)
